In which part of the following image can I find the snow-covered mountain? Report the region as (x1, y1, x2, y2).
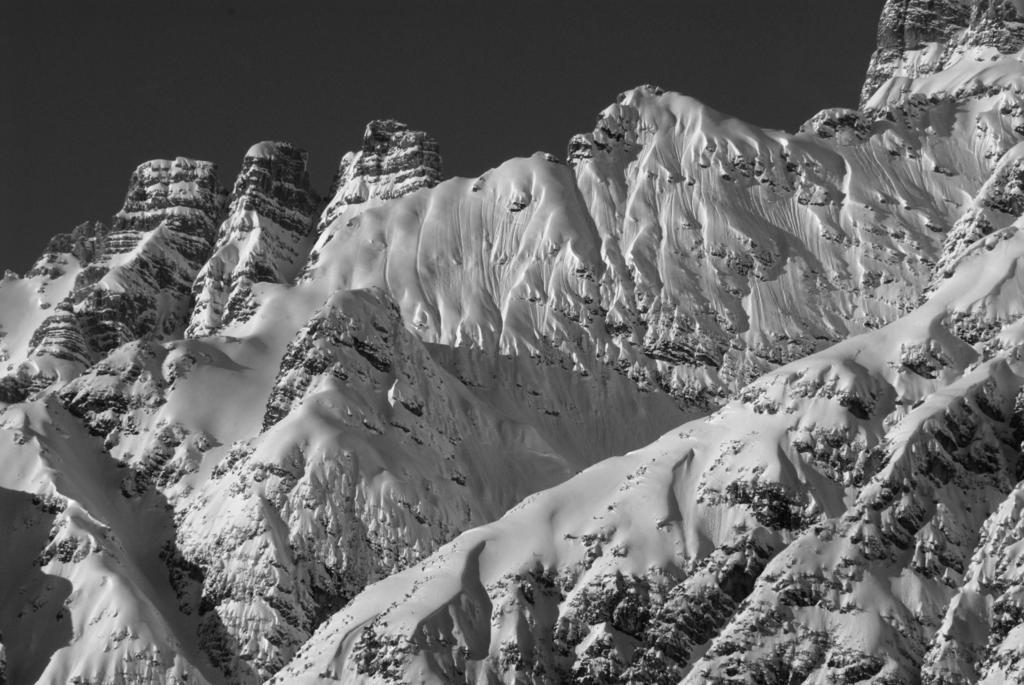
(278, 211, 1024, 683)
(3, 1, 1024, 683)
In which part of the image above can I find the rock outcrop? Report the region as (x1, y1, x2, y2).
(16, 158, 227, 385)
(315, 119, 442, 234)
(862, 0, 1024, 106)
(188, 141, 321, 336)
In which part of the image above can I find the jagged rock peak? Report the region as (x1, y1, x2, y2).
(861, 0, 1024, 106)
(185, 142, 321, 337)
(317, 119, 442, 229)
(244, 140, 299, 159)
(19, 158, 230, 371)
(567, 84, 660, 168)
(22, 159, 226, 280)
(354, 119, 442, 186)
(116, 157, 226, 224)
(239, 140, 312, 184)
(104, 156, 227, 255)
(338, 118, 442, 198)
(228, 141, 319, 228)
(26, 220, 109, 278)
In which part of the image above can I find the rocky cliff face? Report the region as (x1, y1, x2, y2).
(314, 119, 442, 237)
(924, 475, 1024, 683)
(862, 0, 1024, 106)
(188, 142, 321, 337)
(4, 158, 227, 391)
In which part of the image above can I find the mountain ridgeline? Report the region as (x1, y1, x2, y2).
(3, 1, 1024, 683)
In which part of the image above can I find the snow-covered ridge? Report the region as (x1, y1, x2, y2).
(4, 1, 1024, 683)
(0, 118, 689, 682)
(308, 77, 1021, 408)
(273, 211, 1024, 685)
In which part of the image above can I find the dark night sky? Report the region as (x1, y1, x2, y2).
(1, 0, 886, 274)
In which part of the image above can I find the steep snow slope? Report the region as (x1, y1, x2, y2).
(146, 287, 681, 680)
(0, 398, 220, 684)
(305, 152, 607, 358)
(12, 283, 682, 684)
(567, 79, 1023, 405)
(273, 199, 1024, 685)
(0, 123, 686, 683)
(268, 4, 1024, 681)
(302, 72, 1023, 410)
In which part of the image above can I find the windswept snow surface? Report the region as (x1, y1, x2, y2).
(276, 207, 1024, 685)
